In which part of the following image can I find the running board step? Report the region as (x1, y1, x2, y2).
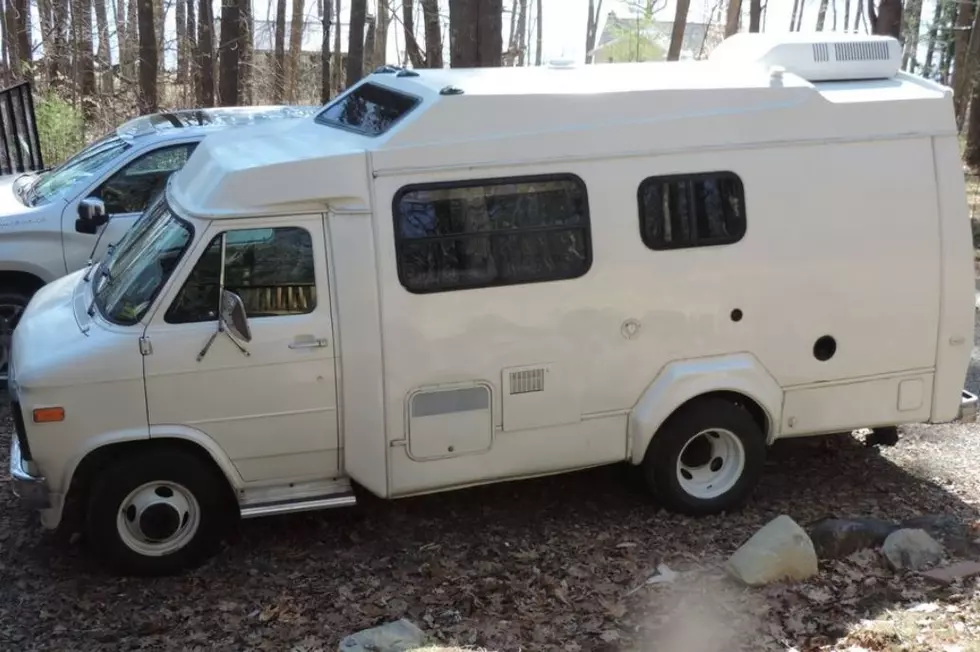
(240, 491, 357, 519)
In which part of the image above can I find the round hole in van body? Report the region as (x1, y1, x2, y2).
(813, 335, 837, 361)
(730, 309, 743, 322)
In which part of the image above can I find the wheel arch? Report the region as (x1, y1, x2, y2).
(628, 352, 784, 465)
(61, 433, 242, 533)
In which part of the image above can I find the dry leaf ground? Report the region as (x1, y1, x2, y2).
(4, 333, 980, 650)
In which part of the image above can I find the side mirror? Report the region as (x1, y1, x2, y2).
(220, 289, 252, 343)
(75, 197, 109, 234)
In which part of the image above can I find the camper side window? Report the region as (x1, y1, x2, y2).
(638, 172, 746, 250)
(392, 174, 592, 293)
(164, 226, 317, 323)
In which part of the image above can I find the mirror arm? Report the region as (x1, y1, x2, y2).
(197, 233, 250, 362)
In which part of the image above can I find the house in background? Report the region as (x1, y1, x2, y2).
(587, 10, 725, 63)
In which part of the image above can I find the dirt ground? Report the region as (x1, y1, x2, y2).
(3, 342, 980, 650)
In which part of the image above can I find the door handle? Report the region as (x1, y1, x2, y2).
(289, 337, 329, 349)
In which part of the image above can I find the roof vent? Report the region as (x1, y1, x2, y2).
(709, 32, 901, 82)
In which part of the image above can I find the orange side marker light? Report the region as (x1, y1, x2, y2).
(33, 407, 65, 423)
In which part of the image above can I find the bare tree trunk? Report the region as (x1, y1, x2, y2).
(373, 0, 389, 67)
(795, 1, 805, 30)
(76, 0, 96, 117)
(11, 0, 30, 79)
(724, 0, 740, 37)
(923, 0, 945, 76)
(949, 0, 971, 92)
(186, 0, 197, 96)
(218, 0, 241, 106)
(854, 0, 863, 31)
(364, 14, 376, 72)
(197, 0, 214, 106)
(790, 0, 800, 31)
(844, 0, 851, 30)
(815, 0, 829, 30)
(320, 0, 331, 102)
(957, 0, 980, 129)
(287, 0, 304, 101)
(868, 0, 902, 39)
(238, 0, 251, 104)
(272, 0, 285, 101)
(36, 0, 53, 82)
(332, 0, 341, 90)
(176, 0, 187, 83)
(748, 0, 761, 31)
(831, 0, 837, 29)
(421, 0, 443, 67)
(667, 0, 690, 61)
(507, 0, 517, 53)
(153, 0, 165, 77)
(137, 0, 157, 113)
(403, 0, 425, 66)
(902, 0, 923, 70)
(449, 0, 502, 67)
(124, 0, 138, 79)
(584, 0, 603, 62)
(94, 0, 113, 93)
(514, 0, 526, 65)
(347, 0, 366, 85)
(534, 0, 541, 64)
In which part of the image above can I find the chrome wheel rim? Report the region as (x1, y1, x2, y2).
(116, 481, 201, 556)
(675, 428, 745, 500)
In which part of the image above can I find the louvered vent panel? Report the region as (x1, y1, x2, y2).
(834, 41, 891, 62)
(509, 368, 545, 394)
(812, 43, 829, 62)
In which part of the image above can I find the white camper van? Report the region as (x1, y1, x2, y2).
(8, 32, 978, 576)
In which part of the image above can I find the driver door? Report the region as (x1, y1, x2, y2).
(142, 215, 340, 484)
(62, 142, 199, 274)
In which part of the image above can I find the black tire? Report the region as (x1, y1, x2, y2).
(0, 288, 34, 380)
(641, 397, 767, 516)
(84, 449, 235, 576)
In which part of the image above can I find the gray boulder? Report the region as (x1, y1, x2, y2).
(808, 517, 899, 559)
(882, 528, 944, 571)
(726, 514, 819, 586)
(339, 619, 426, 652)
(901, 515, 973, 556)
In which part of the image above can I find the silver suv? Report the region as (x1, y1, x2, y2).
(0, 104, 316, 377)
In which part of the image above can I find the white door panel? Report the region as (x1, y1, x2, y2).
(143, 214, 339, 483)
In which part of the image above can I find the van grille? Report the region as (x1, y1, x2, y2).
(11, 400, 31, 460)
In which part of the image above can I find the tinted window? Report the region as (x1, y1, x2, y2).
(638, 172, 746, 250)
(165, 227, 317, 324)
(393, 175, 592, 293)
(316, 83, 419, 136)
(97, 143, 198, 214)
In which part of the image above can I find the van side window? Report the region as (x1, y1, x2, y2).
(393, 174, 592, 293)
(638, 172, 746, 250)
(165, 227, 317, 324)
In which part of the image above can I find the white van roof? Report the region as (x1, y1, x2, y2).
(168, 33, 955, 220)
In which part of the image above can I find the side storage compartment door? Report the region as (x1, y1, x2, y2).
(142, 214, 341, 483)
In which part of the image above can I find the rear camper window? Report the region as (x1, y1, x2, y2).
(638, 172, 746, 250)
(393, 174, 592, 293)
(316, 82, 420, 136)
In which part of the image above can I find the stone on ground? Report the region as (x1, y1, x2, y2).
(338, 619, 426, 652)
(808, 517, 899, 560)
(921, 560, 980, 585)
(726, 514, 818, 586)
(902, 515, 973, 556)
(882, 528, 944, 571)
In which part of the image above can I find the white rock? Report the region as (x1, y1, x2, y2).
(338, 619, 426, 652)
(726, 514, 818, 586)
(882, 528, 944, 571)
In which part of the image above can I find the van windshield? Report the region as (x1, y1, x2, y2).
(93, 199, 194, 325)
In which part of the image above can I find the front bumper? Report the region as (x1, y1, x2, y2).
(957, 389, 979, 423)
(8, 434, 49, 509)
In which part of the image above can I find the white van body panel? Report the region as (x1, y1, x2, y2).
(8, 34, 977, 530)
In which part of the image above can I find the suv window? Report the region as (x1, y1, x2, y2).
(393, 174, 592, 293)
(165, 226, 317, 324)
(96, 143, 198, 214)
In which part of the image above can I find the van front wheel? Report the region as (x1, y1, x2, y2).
(642, 397, 766, 515)
(85, 449, 233, 576)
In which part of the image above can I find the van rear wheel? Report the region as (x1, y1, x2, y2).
(642, 397, 766, 515)
(85, 449, 234, 576)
